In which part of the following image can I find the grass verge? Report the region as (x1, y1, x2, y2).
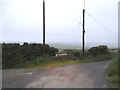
(106, 53, 119, 88)
(13, 59, 81, 69)
(3, 50, 116, 69)
(12, 53, 114, 69)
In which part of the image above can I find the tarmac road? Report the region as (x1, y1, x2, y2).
(2, 60, 112, 88)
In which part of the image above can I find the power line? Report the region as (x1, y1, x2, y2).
(85, 11, 118, 38)
(0, 2, 13, 16)
(3, 11, 21, 25)
(84, 0, 85, 9)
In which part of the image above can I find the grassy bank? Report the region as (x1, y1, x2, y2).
(11, 52, 114, 69)
(107, 52, 119, 88)
(13, 59, 81, 69)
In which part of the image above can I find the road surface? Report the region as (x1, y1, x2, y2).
(2, 60, 112, 88)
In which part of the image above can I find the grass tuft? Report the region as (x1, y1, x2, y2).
(106, 53, 119, 88)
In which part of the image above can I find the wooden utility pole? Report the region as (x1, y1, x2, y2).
(43, 0, 45, 54)
(82, 9, 85, 56)
(43, 0, 45, 45)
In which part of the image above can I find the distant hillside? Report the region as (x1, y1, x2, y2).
(49, 43, 118, 50)
(49, 43, 81, 50)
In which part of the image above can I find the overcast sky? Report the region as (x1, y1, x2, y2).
(0, 0, 119, 48)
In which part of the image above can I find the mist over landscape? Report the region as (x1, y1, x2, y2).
(0, 0, 118, 48)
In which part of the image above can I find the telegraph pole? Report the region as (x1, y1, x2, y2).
(43, 0, 45, 54)
(43, 0, 45, 45)
(82, 9, 85, 56)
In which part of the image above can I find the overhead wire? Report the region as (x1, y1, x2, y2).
(84, 0, 85, 9)
(85, 11, 118, 38)
(0, 1, 13, 16)
(2, 2, 23, 25)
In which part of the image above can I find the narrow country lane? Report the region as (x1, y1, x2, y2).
(2, 60, 112, 88)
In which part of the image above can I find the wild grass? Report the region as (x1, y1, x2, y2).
(106, 52, 119, 88)
(12, 52, 115, 69)
(13, 59, 81, 69)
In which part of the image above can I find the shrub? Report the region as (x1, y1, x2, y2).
(2, 43, 58, 69)
(88, 45, 110, 56)
(63, 49, 82, 60)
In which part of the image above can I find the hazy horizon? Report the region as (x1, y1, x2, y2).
(0, 0, 118, 48)
(0, 41, 118, 49)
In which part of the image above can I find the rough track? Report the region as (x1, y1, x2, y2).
(2, 60, 112, 88)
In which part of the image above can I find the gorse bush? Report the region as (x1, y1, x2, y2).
(2, 42, 58, 69)
(63, 49, 82, 60)
(88, 45, 110, 56)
